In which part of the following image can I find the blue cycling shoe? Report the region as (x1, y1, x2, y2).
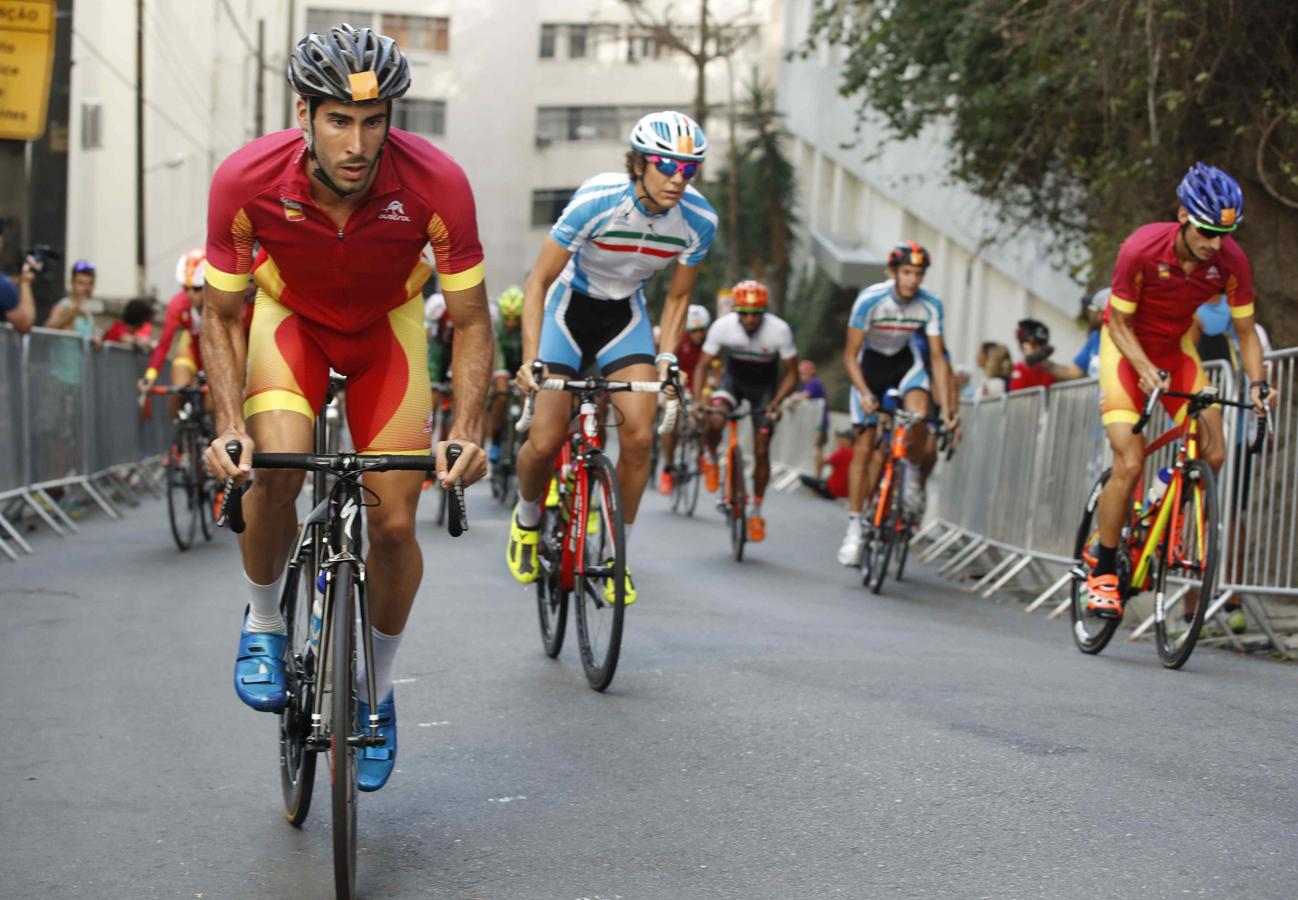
(233, 624, 288, 712)
(356, 691, 397, 792)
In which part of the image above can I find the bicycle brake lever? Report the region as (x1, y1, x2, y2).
(445, 442, 468, 537)
(220, 440, 246, 534)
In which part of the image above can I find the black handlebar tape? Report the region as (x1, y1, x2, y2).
(222, 440, 246, 534)
(445, 443, 468, 537)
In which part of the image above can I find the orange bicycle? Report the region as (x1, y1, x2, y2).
(1069, 382, 1268, 668)
(859, 393, 946, 593)
(713, 405, 760, 561)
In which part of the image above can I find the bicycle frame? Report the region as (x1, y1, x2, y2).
(870, 407, 934, 529)
(552, 397, 603, 593)
(1127, 411, 1205, 593)
(721, 414, 743, 512)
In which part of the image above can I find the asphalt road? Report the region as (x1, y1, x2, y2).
(2, 481, 1296, 899)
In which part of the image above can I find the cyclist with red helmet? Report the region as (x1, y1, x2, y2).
(1085, 163, 1276, 618)
(693, 280, 799, 542)
(837, 242, 956, 567)
(202, 24, 492, 792)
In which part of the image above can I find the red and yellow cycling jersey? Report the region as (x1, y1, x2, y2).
(145, 289, 202, 378)
(1104, 221, 1254, 356)
(203, 128, 484, 333)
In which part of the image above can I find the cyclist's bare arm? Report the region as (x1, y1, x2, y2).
(202, 282, 253, 478)
(657, 263, 699, 368)
(768, 356, 800, 417)
(843, 327, 874, 409)
(442, 281, 493, 485)
(519, 238, 573, 391)
(1106, 307, 1167, 395)
(1234, 313, 1279, 412)
(5, 259, 37, 333)
(926, 333, 959, 427)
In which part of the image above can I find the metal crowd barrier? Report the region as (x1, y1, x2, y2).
(917, 353, 1298, 656)
(0, 324, 169, 560)
(768, 397, 826, 490)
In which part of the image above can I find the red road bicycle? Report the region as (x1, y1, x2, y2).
(1069, 382, 1268, 668)
(516, 361, 680, 691)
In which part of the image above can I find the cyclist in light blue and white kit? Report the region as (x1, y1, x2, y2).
(507, 110, 718, 604)
(837, 242, 958, 566)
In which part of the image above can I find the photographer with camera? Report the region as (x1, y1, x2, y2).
(0, 224, 39, 334)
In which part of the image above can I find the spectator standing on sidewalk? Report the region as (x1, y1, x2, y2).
(0, 226, 38, 334)
(99, 298, 156, 351)
(789, 359, 829, 468)
(976, 342, 1012, 399)
(1009, 319, 1055, 391)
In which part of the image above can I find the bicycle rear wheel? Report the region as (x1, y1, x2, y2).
(165, 427, 198, 551)
(329, 562, 358, 899)
(574, 453, 626, 691)
(728, 446, 747, 562)
(197, 436, 216, 542)
(280, 531, 320, 826)
(1154, 461, 1219, 669)
(894, 522, 913, 581)
(535, 499, 569, 658)
(862, 467, 898, 594)
(1069, 469, 1124, 655)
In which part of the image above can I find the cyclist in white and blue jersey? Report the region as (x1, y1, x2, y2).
(837, 242, 958, 566)
(507, 110, 718, 603)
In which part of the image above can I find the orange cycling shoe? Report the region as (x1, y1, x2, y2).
(748, 514, 766, 542)
(1085, 572, 1124, 619)
(702, 457, 719, 493)
(658, 470, 674, 495)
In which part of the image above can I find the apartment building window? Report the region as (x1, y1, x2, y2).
(539, 23, 633, 61)
(392, 99, 446, 136)
(382, 14, 449, 54)
(536, 105, 664, 145)
(539, 24, 557, 58)
(306, 8, 373, 34)
(568, 24, 589, 58)
(81, 100, 103, 150)
(532, 188, 578, 227)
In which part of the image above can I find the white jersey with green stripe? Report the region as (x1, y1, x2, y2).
(549, 172, 717, 300)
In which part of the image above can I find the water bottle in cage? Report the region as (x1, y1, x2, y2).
(1139, 467, 1173, 524)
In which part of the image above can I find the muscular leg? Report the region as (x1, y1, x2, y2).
(752, 425, 772, 500)
(169, 361, 196, 421)
(607, 362, 658, 524)
(361, 469, 427, 635)
(903, 388, 935, 474)
(514, 380, 573, 505)
(241, 409, 313, 584)
(847, 426, 875, 515)
(1097, 423, 1146, 549)
(702, 404, 728, 459)
(861, 416, 891, 512)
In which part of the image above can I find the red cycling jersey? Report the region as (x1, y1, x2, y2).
(203, 128, 484, 332)
(676, 333, 703, 386)
(1105, 221, 1255, 356)
(146, 290, 202, 377)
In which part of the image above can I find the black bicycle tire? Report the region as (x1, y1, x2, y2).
(330, 562, 358, 900)
(1154, 460, 1219, 669)
(730, 445, 747, 562)
(669, 435, 685, 514)
(535, 503, 569, 658)
(684, 433, 701, 517)
(166, 431, 196, 551)
(895, 523, 912, 581)
(1069, 469, 1123, 655)
(279, 537, 318, 826)
(864, 466, 898, 594)
(574, 453, 626, 691)
(197, 427, 216, 542)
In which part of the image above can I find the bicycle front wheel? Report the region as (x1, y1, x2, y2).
(329, 562, 358, 899)
(280, 532, 319, 826)
(1069, 469, 1123, 655)
(728, 446, 747, 562)
(862, 467, 898, 594)
(535, 499, 569, 658)
(574, 453, 626, 691)
(1154, 460, 1219, 669)
(165, 429, 197, 551)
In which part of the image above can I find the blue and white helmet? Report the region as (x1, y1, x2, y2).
(1177, 162, 1244, 232)
(629, 110, 708, 162)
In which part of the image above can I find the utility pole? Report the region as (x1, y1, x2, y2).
(135, 0, 146, 295)
(284, 0, 296, 129)
(255, 19, 265, 136)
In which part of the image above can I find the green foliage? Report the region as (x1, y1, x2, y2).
(805, 0, 1298, 275)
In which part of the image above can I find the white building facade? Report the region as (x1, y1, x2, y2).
(65, 0, 773, 306)
(776, 0, 1087, 366)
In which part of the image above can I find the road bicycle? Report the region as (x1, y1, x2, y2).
(1069, 382, 1268, 669)
(146, 378, 217, 551)
(710, 404, 758, 562)
(516, 361, 679, 691)
(859, 396, 946, 594)
(489, 385, 523, 505)
(668, 397, 703, 517)
(220, 388, 466, 900)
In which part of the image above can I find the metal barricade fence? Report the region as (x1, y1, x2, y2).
(92, 343, 147, 473)
(768, 397, 825, 490)
(959, 395, 1005, 539)
(24, 327, 91, 489)
(0, 326, 24, 496)
(984, 388, 1046, 551)
(1026, 378, 1104, 562)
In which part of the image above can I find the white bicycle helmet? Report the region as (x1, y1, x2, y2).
(175, 248, 206, 288)
(629, 110, 708, 162)
(686, 304, 711, 331)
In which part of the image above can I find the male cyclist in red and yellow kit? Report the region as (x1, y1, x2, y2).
(202, 25, 492, 792)
(140, 249, 207, 418)
(1086, 163, 1276, 617)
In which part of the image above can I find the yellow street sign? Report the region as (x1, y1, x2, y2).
(0, 0, 56, 142)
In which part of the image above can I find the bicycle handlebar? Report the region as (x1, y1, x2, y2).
(1132, 376, 1270, 454)
(219, 441, 468, 536)
(515, 360, 681, 436)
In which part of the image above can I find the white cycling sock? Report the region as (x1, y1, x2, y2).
(355, 627, 403, 702)
(846, 512, 862, 536)
(516, 488, 542, 528)
(244, 570, 286, 633)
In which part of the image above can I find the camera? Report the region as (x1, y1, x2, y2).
(24, 243, 62, 270)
